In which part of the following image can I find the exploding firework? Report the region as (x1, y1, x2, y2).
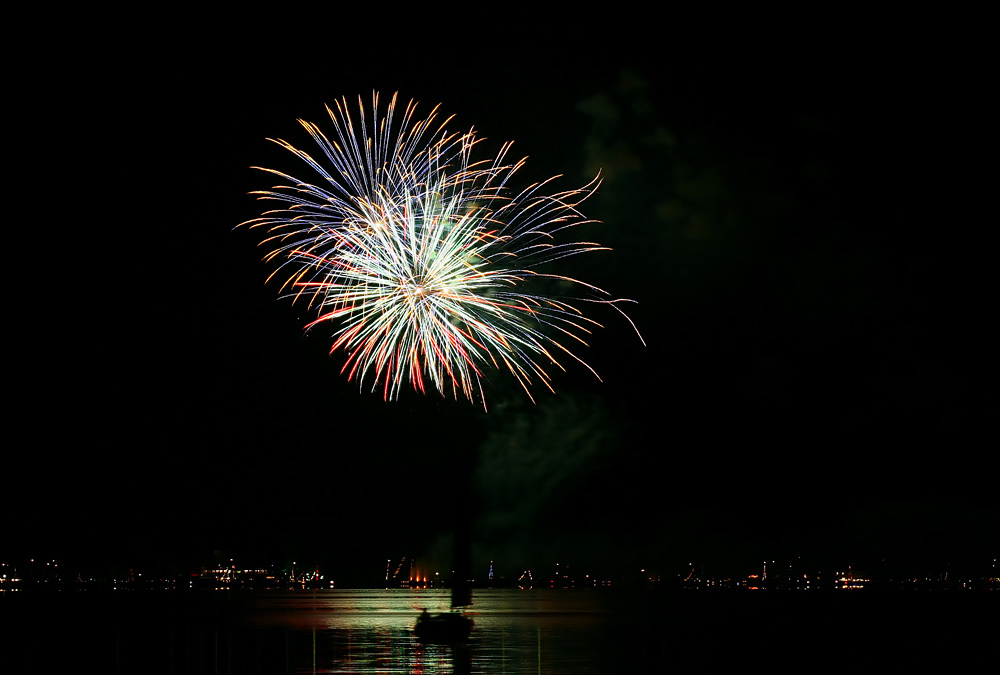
(242, 92, 641, 409)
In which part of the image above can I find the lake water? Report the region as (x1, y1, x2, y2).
(0, 588, 992, 673)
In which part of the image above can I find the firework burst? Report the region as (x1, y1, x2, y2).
(242, 92, 641, 409)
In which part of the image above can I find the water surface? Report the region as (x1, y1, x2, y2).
(1, 588, 991, 673)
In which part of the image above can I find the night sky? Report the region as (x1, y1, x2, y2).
(6, 23, 993, 586)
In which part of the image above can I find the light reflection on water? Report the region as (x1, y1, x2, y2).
(244, 589, 633, 673)
(1, 588, 652, 674)
(3, 588, 985, 673)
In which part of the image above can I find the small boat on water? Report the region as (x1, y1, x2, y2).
(414, 608, 474, 641)
(415, 560, 474, 641)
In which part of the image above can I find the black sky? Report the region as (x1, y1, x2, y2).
(6, 21, 993, 583)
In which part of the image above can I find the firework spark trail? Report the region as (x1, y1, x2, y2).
(242, 92, 643, 409)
